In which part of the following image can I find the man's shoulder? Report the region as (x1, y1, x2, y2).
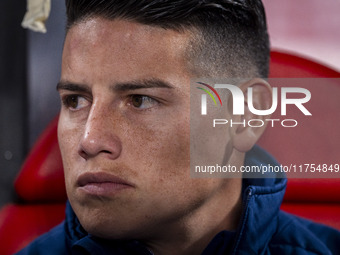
(269, 210, 340, 255)
(16, 222, 68, 255)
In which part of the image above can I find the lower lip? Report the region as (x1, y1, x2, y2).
(78, 182, 132, 196)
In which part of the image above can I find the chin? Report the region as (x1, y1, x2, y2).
(77, 211, 146, 240)
(80, 218, 126, 239)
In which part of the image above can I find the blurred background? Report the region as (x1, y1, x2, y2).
(0, 0, 339, 207)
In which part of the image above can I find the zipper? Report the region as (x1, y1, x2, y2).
(230, 186, 253, 254)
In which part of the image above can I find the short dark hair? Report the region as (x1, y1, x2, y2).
(65, 0, 270, 78)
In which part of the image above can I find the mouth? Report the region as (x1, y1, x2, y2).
(76, 171, 134, 196)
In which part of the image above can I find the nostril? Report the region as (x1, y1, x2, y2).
(78, 148, 89, 160)
(78, 136, 122, 160)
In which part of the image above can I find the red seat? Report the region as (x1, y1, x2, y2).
(259, 51, 340, 230)
(0, 204, 66, 255)
(0, 50, 339, 255)
(0, 116, 67, 255)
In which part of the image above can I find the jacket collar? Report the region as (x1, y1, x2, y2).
(232, 145, 287, 254)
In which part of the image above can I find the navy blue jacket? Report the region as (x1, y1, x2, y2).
(17, 146, 340, 254)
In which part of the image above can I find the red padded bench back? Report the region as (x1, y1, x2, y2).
(258, 51, 340, 203)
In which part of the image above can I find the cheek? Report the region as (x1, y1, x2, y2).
(57, 117, 83, 188)
(126, 115, 190, 178)
(190, 105, 233, 170)
(128, 118, 193, 203)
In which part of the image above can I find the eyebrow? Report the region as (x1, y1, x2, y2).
(56, 82, 91, 93)
(56, 79, 174, 93)
(112, 79, 174, 92)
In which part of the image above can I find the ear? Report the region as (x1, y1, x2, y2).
(232, 78, 273, 152)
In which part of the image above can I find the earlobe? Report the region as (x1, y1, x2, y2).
(232, 78, 272, 152)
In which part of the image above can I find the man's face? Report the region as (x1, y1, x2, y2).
(58, 17, 233, 239)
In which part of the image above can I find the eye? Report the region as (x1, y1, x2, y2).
(130, 95, 159, 109)
(62, 95, 89, 110)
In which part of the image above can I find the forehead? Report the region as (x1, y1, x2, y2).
(67, 17, 190, 50)
(62, 17, 192, 80)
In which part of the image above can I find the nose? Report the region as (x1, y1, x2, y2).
(78, 104, 122, 161)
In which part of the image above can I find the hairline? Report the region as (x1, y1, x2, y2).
(65, 15, 226, 78)
(66, 12, 262, 79)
